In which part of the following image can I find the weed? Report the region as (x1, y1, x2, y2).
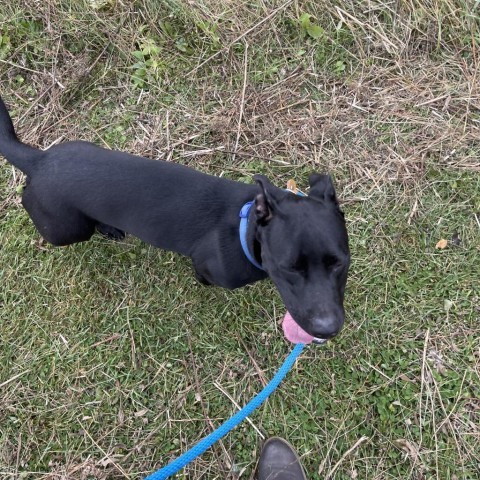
(299, 13, 324, 40)
(131, 39, 163, 89)
(0, 33, 11, 59)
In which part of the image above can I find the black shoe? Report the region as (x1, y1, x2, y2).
(256, 437, 307, 480)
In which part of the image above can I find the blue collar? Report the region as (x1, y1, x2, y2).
(239, 201, 264, 270)
(239, 189, 306, 270)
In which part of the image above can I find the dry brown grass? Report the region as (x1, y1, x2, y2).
(4, 0, 478, 192)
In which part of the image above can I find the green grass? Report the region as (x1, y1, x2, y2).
(1, 1, 479, 479)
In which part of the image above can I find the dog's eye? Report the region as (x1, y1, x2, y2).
(290, 255, 308, 273)
(324, 255, 342, 271)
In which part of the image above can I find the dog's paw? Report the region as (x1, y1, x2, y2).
(96, 223, 126, 241)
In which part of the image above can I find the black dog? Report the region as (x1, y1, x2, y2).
(0, 96, 350, 342)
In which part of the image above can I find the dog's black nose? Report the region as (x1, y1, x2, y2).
(309, 316, 343, 339)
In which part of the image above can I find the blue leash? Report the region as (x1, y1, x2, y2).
(144, 343, 305, 480)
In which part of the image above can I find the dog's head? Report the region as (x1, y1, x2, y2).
(253, 174, 350, 341)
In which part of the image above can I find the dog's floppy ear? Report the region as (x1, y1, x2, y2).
(308, 174, 338, 204)
(253, 174, 282, 225)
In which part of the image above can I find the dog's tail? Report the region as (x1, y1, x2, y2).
(0, 95, 42, 175)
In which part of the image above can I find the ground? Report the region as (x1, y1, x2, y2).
(0, 1, 479, 479)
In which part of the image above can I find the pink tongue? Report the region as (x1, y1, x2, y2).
(282, 311, 314, 344)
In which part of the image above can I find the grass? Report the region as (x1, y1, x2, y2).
(0, 0, 479, 478)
